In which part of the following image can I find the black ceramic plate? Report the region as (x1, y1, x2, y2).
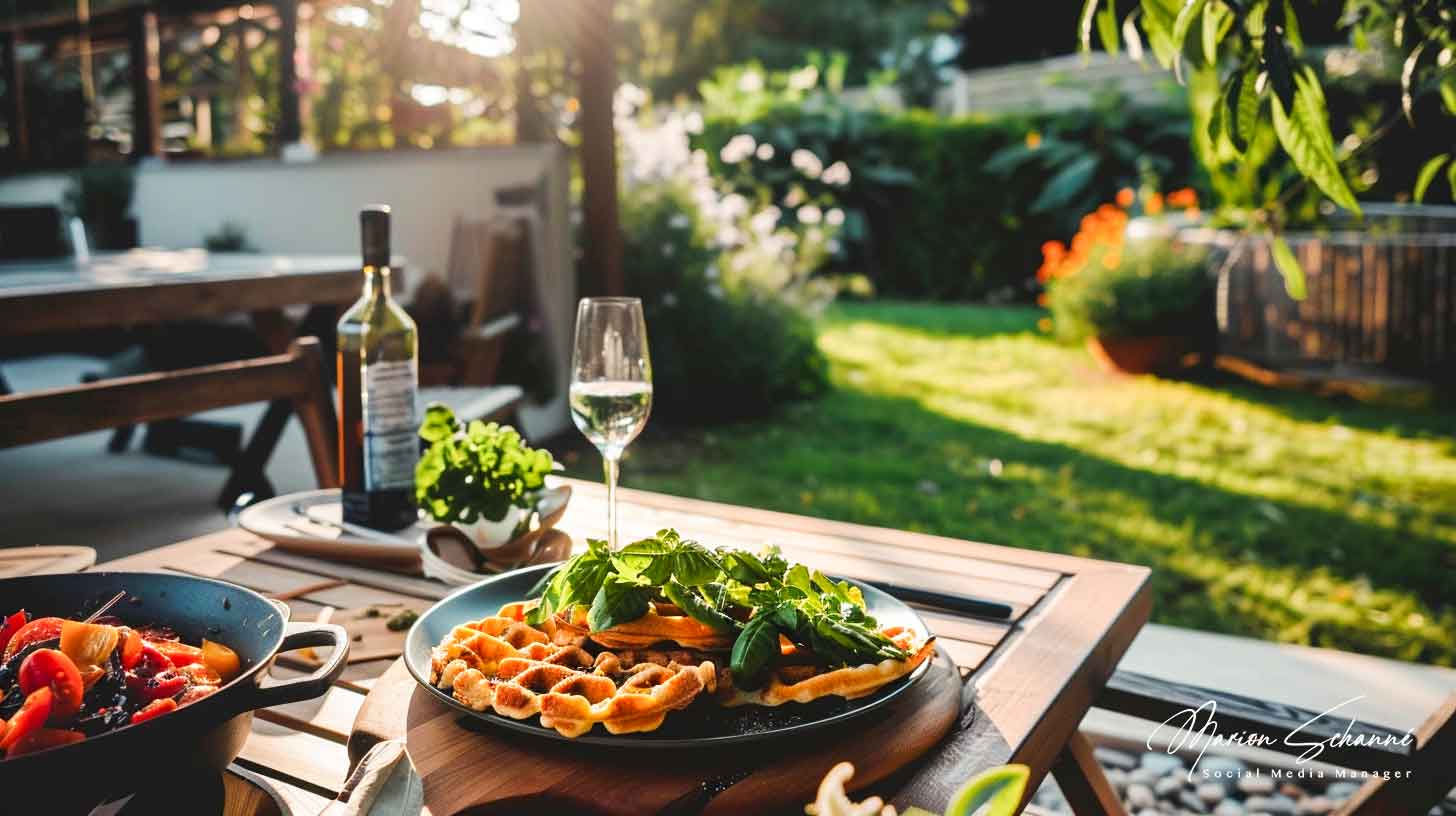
(404, 563, 934, 748)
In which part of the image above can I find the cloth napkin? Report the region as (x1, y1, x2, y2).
(321, 740, 424, 816)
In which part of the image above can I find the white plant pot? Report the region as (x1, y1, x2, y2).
(453, 505, 529, 552)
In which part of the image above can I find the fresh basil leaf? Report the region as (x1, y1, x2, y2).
(663, 580, 739, 633)
(418, 403, 459, 443)
(721, 550, 772, 584)
(785, 564, 815, 596)
(587, 576, 651, 632)
(562, 550, 613, 608)
(729, 615, 780, 689)
(614, 537, 676, 584)
(671, 543, 723, 586)
(527, 563, 563, 599)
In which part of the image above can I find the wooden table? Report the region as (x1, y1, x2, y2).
(0, 249, 363, 505)
(98, 478, 1151, 815)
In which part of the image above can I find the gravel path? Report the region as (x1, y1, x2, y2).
(1028, 747, 1456, 816)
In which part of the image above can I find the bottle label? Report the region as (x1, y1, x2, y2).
(362, 359, 418, 490)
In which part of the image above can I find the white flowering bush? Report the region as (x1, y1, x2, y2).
(616, 83, 848, 309)
(614, 84, 831, 423)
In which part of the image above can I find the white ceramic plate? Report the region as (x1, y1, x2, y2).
(237, 489, 429, 567)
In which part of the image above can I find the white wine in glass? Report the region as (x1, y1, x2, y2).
(570, 298, 652, 550)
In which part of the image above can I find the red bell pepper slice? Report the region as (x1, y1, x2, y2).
(129, 698, 177, 725)
(0, 688, 53, 753)
(0, 611, 27, 656)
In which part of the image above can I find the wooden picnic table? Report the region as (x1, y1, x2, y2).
(98, 477, 1151, 815)
(0, 249, 366, 506)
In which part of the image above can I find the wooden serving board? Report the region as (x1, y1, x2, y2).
(0, 545, 96, 577)
(349, 647, 963, 815)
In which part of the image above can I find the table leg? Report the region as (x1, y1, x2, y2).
(215, 305, 340, 508)
(1051, 732, 1129, 816)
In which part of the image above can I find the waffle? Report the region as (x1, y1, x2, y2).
(718, 628, 936, 708)
(429, 610, 718, 738)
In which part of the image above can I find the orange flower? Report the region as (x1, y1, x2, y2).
(1036, 292, 1049, 306)
(1025, 131, 1042, 149)
(1115, 187, 1135, 208)
(1146, 192, 1165, 215)
(1166, 187, 1199, 209)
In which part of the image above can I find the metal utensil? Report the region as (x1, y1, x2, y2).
(83, 590, 129, 623)
(864, 580, 1014, 620)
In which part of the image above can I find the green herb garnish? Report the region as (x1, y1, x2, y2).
(415, 404, 557, 524)
(527, 528, 910, 689)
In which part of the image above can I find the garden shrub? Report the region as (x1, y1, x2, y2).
(621, 180, 829, 424)
(697, 98, 1202, 301)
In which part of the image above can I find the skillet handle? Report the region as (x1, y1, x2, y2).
(248, 621, 351, 709)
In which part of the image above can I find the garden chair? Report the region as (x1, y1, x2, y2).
(411, 214, 526, 427)
(1098, 670, 1456, 815)
(0, 337, 338, 490)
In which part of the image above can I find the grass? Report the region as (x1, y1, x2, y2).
(556, 301, 1456, 665)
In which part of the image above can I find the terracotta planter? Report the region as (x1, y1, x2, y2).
(1086, 334, 1191, 375)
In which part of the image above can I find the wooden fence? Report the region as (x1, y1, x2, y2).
(1181, 206, 1456, 382)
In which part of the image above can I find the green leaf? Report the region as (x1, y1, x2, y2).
(1262, 33, 1295, 113)
(1140, 0, 1182, 67)
(587, 575, 651, 632)
(1170, 0, 1206, 80)
(1448, 161, 1456, 204)
(562, 547, 613, 607)
(1097, 1, 1119, 54)
(418, 403, 459, 443)
(1281, 0, 1302, 53)
(1199, 1, 1220, 65)
(1401, 41, 1426, 125)
(729, 614, 781, 689)
(662, 580, 739, 633)
(1414, 154, 1451, 203)
(1029, 155, 1100, 214)
(614, 537, 676, 584)
(672, 543, 723, 586)
(1441, 75, 1456, 116)
(944, 764, 1032, 816)
(1078, 0, 1100, 52)
(1269, 67, 1361, 216)
(1269, 234, 1306, 300)
(1227, 66, 1260, 153)
(1123, 9, 1146, 62)
(720, 549, 773, 584)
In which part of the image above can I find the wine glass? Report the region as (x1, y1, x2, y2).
(570, 297, 653, 551)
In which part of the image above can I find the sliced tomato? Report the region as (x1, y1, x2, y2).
(0, 611, 28, 656)
(117, 628, 144, 670)
(176, 663, 222, 686)
(3, 618, 64, 662)
(17, 649, 83, 719)
(0, 717, 7, 744)
(133, 642, 173, 678)
(137, 669, 187, 702)
(147, 639, 203, 667)
(5, 727, 84, 758)
(201, 639, 240, 682)
(129, 697, 177, 725)
(0, 688, 52, 752)
(177, 684, 219, 706)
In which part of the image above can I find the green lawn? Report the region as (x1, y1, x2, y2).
(558, 302, 1456, 665)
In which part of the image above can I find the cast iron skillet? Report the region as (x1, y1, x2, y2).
(405, 563, 934, 748)
(0, 571, 348, 813)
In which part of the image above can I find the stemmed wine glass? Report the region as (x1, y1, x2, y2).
(569, 297, 653, 551)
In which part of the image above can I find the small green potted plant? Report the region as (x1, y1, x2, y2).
(807, 761, 1029, 816)
(1041, 194, 1212, 375)
(415, 404, 562, 560)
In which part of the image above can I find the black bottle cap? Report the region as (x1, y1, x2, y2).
(360, 205, 391, 267)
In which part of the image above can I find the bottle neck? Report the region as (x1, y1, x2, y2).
(362, 264, 393, 300)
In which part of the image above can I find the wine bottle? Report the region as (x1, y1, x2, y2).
(337, 205, 420, 530)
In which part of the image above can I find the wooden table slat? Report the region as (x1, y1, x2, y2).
(215, 542, 449, 601)
(252, 684, 368, 745)
(236, 723, 352, 797)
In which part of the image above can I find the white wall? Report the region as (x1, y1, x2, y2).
(0, 145, 575, 438)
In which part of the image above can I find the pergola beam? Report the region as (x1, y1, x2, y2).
(276, 0, 301, 145)
(1, 31, 27, 166)
(575, 0, 623, 296)
(127, 7, 162, 158)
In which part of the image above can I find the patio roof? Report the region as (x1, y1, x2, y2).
(0, 0, 622, 294)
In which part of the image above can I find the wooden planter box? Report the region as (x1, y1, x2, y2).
(1180, 205, 1456, 382)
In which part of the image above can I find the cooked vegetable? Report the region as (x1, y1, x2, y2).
(59, 621, 120, 670)
(200, 640, 240, 682)
(0, 603, 238, 759)
(4, 618, 65, 662)
(0, 688, 52, 751)
(17, 650, 83, 719)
